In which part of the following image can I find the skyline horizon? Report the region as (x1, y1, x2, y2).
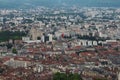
(0, 0, 120, 9)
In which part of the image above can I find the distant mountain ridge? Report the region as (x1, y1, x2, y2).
(0, 0, 120, 9)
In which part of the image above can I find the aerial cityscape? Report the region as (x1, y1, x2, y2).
(0, 0, 120, 80)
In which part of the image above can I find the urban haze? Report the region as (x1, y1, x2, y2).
(0, 0, 119, 80)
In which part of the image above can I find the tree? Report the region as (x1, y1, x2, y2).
(94, 78, 108, 80)
(6, 43, 13, 49)
(12, 48, 17, 54)
(53, 72, 83, 80)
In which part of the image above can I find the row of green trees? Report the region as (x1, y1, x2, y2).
(53, 72, 108, 80)
(0, 31, 26, 42)
(63, 34, 108, 41)
(53, 72, 83, 80)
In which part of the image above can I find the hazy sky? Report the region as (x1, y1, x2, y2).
(0, 0, 120, 8)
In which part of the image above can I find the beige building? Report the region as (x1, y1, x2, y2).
(30, 27, 43, 40)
